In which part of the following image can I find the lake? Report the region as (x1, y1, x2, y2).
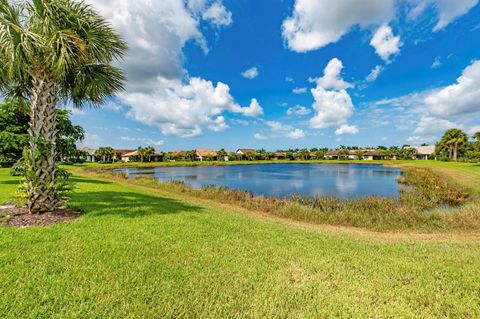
(116, 163, 402, 199)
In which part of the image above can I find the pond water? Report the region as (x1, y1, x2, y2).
(115, 163, 402, 199)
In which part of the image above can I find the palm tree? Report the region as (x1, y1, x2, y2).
(439, 129, 467, 161)
(0, 0, 126, 213)
(138, 146, 154, 162)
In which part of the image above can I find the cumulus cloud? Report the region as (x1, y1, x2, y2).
(310, 58, 354, 90)
(335, 124, 359, 135)
(468, 125, 480, 135)
(254, 133, 268, 140)
(413, 116, 458, 134)
(309, 58, 355, 129)
(293, 87, 307, 94)
(426, 60, 480, 118)
(122, 77, 263, 138)
(282, 0, 476, 54)
(120, 136, 165, 146)
(241, 67, 259, 79)
(408, 0, 479, 31)
(282, 0, 394, 52)
(286, 105, 311, 116)
(266, 121, 306, 139)
(285, 76, 295, 83)
(202, 1, 233, 26)
(370, 24, 401, 61)
(86, 0, 260, 138)
(366, 65, 384, 82)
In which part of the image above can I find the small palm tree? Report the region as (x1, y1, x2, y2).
(440, 129, 467, 161)
(0, 0, 127, 213)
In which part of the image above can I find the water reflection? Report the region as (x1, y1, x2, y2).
(115, 163, 401, 199)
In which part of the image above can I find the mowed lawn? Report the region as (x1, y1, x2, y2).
(1, 166, 480, 318)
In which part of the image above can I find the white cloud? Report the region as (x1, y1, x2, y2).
(408, 0, 479, 31)
(287, 105, 311, 116)
(366, 65, 384, 82)
(86, 0, 257, 138)
(310, 58, 353, 90)
(241, 67, 259, 79)
(266, 121, 306, 139)
(78, 133, 103, 148)
(431, 56, 442, 69)
(231, 98, 264, 117)
(335, 124, 359, 135)
(309, 58, 355, 129)
(282, 0, 394, 52)
(468, 126, 480, 135)
(370, 24, 401, 61)
(202, 1, 233, 26)
(426, 60, 480, 118)
(123, 77, 263, 138)
(282, 0, 476, 54)
(254, 133, 268, 140)
(406, 135, 437, 144)
(413, 116, 458, 135)
(293, 87, 307, 94)
(285, 76, 295, 83)
(120, 136, 165, 146)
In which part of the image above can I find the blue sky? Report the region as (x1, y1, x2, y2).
(74, 0, 480, 151)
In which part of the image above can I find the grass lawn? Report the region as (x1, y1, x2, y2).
(1, 162, 480, 318)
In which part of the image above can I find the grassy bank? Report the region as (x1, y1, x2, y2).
(1, 167, 480, 318)
(84, 162, 478, 232)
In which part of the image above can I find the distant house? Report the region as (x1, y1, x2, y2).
(362, 150, 384, 161)
(413, 146, 436, 160)
(325, 149, 384, 160)
(114, 149, 135, 161)
(236, 148, 256, 159)
(273, 152, 286, 160)
(79, 147, 96, 162)
(169, 151, 187, 161)
(196, 149, 217, 161)
(121, 150, 163, 162)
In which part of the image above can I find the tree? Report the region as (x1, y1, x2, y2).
(217, 148, 227, 161)
(0, 0, 126, 213)
(95, 147, 114, 162)
(439, 129, 468, 161)
(0, 98, 29, 167)
(137, 146, 155, 162)
(298, 149, 310, 160)
(0, 98, 84, 167)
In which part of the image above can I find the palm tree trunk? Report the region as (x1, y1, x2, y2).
(453, 143, 458, 161)
(26, 69, 60, 214)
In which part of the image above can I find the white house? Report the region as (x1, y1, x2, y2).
(413, 146, 436, 160)
(79, 147, 96, 162)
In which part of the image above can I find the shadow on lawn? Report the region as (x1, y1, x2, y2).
(69, 191, 203, 218)
(0, 180, 20, 185)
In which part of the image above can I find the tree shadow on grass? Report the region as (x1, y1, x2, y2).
(0, 180, 20, 185)
(70, 177, 113, 185)
(69, 191, 203, 218)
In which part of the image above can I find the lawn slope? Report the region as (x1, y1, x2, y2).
(1, 167, 480, 318)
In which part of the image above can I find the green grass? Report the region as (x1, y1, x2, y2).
(1, 163, 480, 318)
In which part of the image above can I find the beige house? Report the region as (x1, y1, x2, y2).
(121, 150, 163, 162)
(196, 149, 217, 161)
(413, 146, 436, 160)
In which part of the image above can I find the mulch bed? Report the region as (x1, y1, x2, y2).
(1, 203, 82, 228)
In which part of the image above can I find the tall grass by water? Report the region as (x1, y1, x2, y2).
(94, 166, 477, 232)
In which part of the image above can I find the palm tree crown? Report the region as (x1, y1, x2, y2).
(0, 0, 126, 104)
